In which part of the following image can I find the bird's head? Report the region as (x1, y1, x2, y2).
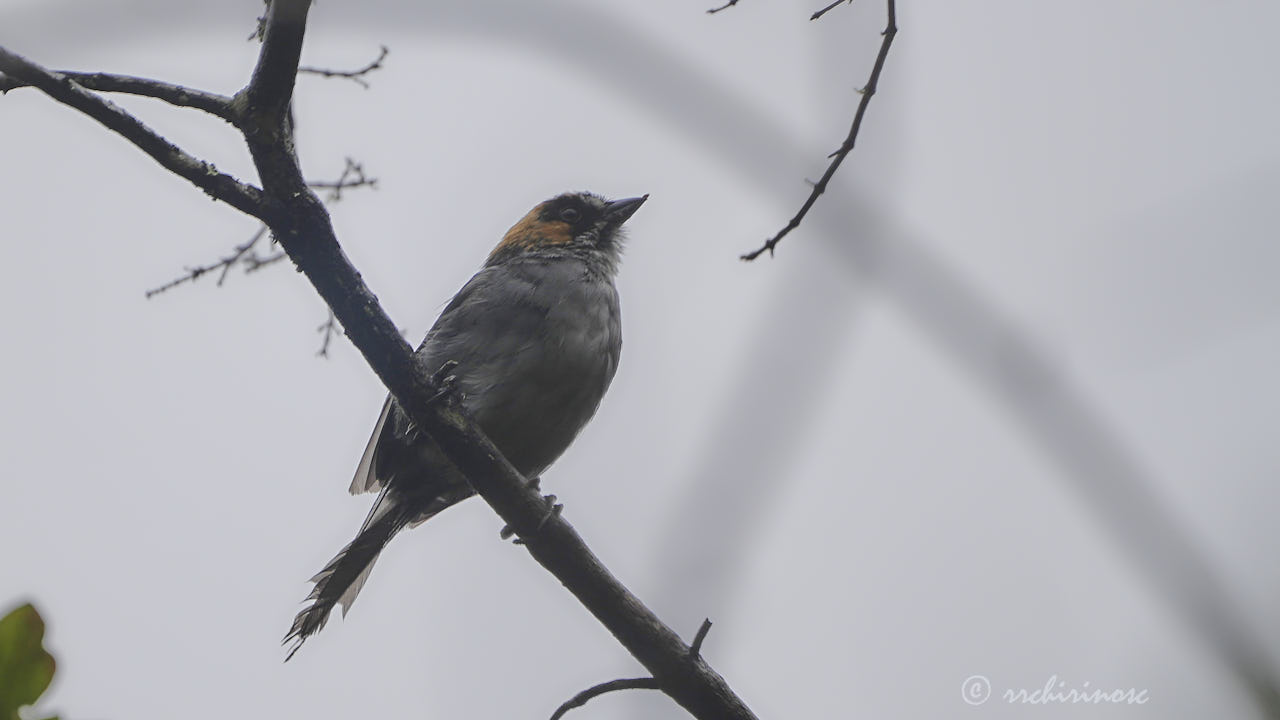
(488, 191, 648, 271)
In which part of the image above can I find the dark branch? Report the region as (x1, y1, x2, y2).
(741, 0, 897, 260)
(0, 48, 265, 219)
(705, 0, 742, 13)
(810, 0, 855, 21)
(238, 0, 309, 138)
(549, 678, 662, 720)
(298, 45, 389, 89)
(0, 70, 235, 121)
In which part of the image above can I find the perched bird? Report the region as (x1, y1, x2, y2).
(284, 191, 647, 659)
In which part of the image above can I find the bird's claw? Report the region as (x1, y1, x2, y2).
(430, 359, 459, 385)
(499, 477, 563, 544)
(500, 476, 544, 539)
(428, 360, 462, 405)
(511, 497, 563, 545)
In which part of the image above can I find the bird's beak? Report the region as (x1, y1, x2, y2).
(603, 194, 649, 224)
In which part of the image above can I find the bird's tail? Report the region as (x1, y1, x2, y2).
(284, 490, 412, 660)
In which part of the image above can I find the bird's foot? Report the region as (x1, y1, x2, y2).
(511, 496, 563, 545)
(428, 360, 462, 405)
(499, 477, 562, 542)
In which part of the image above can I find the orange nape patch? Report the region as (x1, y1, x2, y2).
(489, 206, 575, 261)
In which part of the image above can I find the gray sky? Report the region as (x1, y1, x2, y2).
(2, 1, 1278, 718)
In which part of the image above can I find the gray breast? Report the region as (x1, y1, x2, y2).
(417, 257, 621, 478)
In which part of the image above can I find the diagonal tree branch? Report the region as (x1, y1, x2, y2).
(0, 48, 264, 218)
(0, 70, 236, 121)
(809, 0, 854, 21)
(741, 0, 896, 260)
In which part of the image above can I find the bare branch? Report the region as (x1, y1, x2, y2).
(690, 618, 713, 657)
(741, 0, 897, 260)
(549, 619, 718, 719)
(0, 48, 266, 219)
(549, 678, 662, 720)
(144, 157, 370, 298)
(298, 45, 389, 89)
(0, 70, 236, 122)
(308, 157, 378, 200)
(810, 0, 855, 21)
(244, 249, 287, 273)
(706, 0, 742, 13)
(315, 309, 340, 357)
(239, 0, 309, 138)
(144, 225, 270, 298)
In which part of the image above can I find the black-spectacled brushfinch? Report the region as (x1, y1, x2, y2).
(284, 191, 647, 659)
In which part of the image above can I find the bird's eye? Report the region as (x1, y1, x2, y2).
(559, 207, 581, 223)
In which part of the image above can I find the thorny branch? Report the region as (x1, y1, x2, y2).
(299, 45, 390, 89)
(549, 620, 716, 720)
(740, 0, 897, 260)
(0, 3, 757, 718)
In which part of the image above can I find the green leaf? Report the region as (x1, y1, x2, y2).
(0, 603, 57, 720)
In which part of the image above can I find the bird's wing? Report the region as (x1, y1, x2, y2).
(346, 270, 502, 496)
(349, 395, 393, 495)
(348, 264, 549, 495)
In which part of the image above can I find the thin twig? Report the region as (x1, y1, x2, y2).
(548, 619, 716, 719)
(741, 0, 897, 260)
(706, 0, 741, 14)
(244, 249, 287, 273)
(315, 309, 340, 357)
(549, 678, 662, 720)
(298, 45, 389, 89)
(690, 618, 713, 657)
(144, 226, 269, 298)
(308, 157, 378, 200)
(810, 0, 855, 21)
(146, 157, 372, 297)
